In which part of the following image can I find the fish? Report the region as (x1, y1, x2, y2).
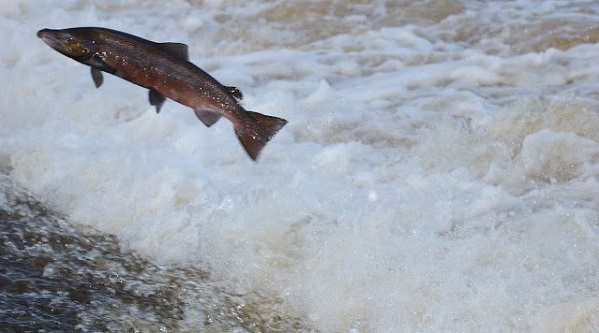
(37, 27, 287, 161)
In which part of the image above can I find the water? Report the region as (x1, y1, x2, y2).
(1, 0, 599, 332)
(0, 173, 315, 332)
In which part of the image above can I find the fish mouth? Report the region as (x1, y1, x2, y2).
(37, 28, 78, 58)
(37, 29, 55, 40)
(36, 29, 49, 38)
(37, 29, 62, 48)
(38, 28, 95, 62)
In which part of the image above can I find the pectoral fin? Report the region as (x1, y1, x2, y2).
(87, 54, 117, 75)
(149, 89, 166, 113)
(226, 86, 243, 100)
(91, 68, 103, 88)
(194, 110, 222, 127)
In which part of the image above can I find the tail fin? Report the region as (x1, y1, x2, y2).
(235, 111, 287, 161)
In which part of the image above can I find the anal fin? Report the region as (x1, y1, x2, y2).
(194, 110, 222, 127)
(149, 89, 166, 113)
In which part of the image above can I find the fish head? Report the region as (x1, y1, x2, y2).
(37, 28, 96, 62)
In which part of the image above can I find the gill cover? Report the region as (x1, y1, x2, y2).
(64, 38, 91, 59)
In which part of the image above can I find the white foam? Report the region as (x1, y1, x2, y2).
(2, 0, 599, 332)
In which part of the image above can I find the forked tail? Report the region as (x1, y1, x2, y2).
(235, 111, 287, 161)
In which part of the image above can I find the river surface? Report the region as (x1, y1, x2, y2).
(1, 0, 599, 332)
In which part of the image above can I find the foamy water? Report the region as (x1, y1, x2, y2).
(2, 0, 599, 332)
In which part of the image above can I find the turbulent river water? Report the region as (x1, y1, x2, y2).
(1, 1, 599, 332)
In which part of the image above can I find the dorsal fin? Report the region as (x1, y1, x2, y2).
(158, 42, 189, 60)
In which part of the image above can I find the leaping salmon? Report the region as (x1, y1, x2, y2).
(37, 27, 287, 161)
